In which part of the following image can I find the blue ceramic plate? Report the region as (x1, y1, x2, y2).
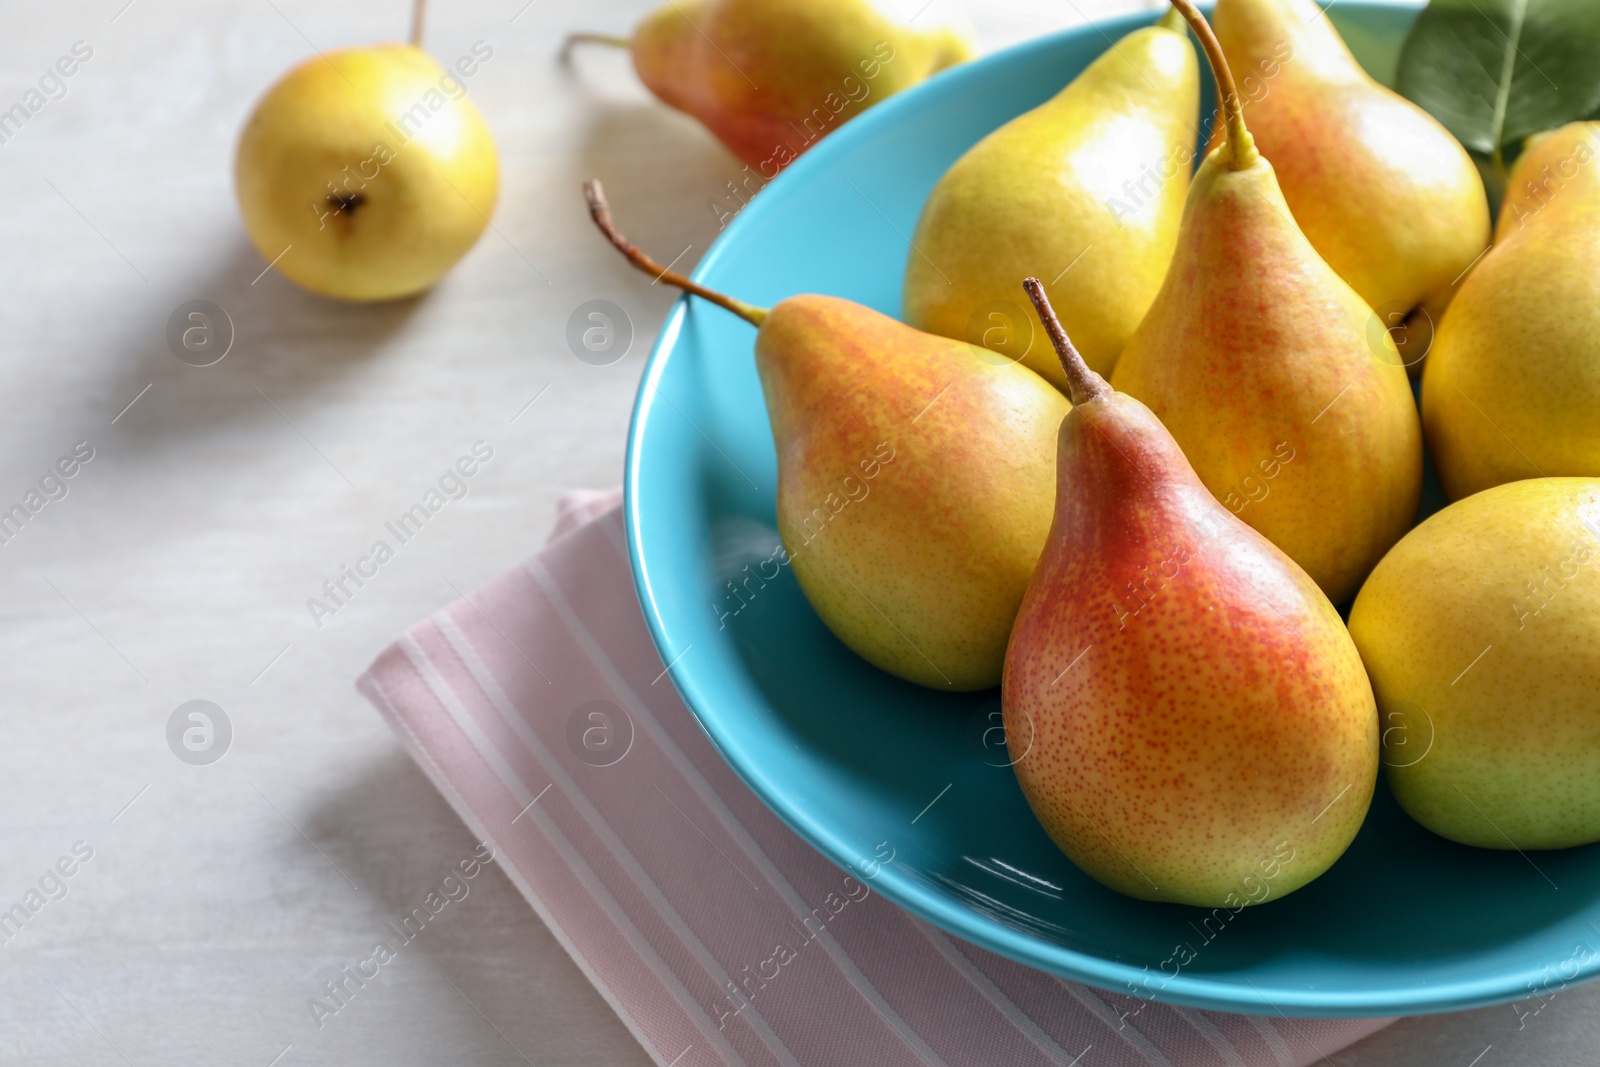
(624, 3, 1600, 1017)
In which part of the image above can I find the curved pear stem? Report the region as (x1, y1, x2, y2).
(1166, 0, 1258, 170)
(561, 32, 634, 60)
(1023, 278, 1110, 407)
(410, 0, 427, 47)
(585, 180, 769, 328)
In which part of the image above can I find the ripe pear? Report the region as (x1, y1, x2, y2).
(235, 18, 499, 302)
(1210, 0, 1489, 321)
(902, 12, 1199, 385)
(1110, 0, 1421, 606)
(1004, 280, 1377, 907)
(586, 182, 1068, 691)
(566, 0, 970, 171)
(1349, 478, 1600, 850)
(1421, 123, 1600, 501)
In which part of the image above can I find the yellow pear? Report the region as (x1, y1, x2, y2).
(1211, 0, 1489, 322)
(903, 12, 1199, 385)
(235, 36, 499, 301)
(1110, 0, 1421, 606)
(1422, 123, 1600, 500)
(1349, 478, 1600, 850)
(587, 182, 1068, 691)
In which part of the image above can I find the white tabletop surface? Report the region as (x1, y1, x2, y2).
(0, 1, 1595, 1064)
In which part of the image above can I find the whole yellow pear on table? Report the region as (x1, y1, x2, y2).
(903, 11, 1199, 385)
(1110, 0, 1421, 607)
(235, 21, 498, 301)
(566, 0, 970, 171)
(1004, 280, 1377, 907)
(1349, 478, 1600, 849)
(1210, 0, 1489, 325)
(1422, 123, 1600, 501)
(586, 182, 1068, 691)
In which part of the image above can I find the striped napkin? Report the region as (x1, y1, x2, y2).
(358, 489, 1393, 1067)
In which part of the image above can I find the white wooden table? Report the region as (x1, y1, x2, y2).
(0, 1, 1592, 1063)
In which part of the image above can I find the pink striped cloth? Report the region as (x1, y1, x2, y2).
(358, 489, 1393, 1067)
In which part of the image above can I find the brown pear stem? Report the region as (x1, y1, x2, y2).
(1156, 6, 1186, 32)
(410, 0, 427, 47)
(562, 32, 634, 60)
(585, 180, 769, 328)
(1166, 0, 1258, 170)
(1023, 278, 1110, 407)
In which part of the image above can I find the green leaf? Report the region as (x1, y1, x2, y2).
(1396, 0, 1600, 156)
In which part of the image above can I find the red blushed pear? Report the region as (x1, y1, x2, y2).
(1003, 279, 1377, 907)
(585, 182, 1067, 691)
(1210, 0, 1489, 327)
(564, 0, 970, 171)
(1110, 0, 1422, 607)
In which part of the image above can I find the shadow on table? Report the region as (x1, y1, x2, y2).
(303, 745, 656, 1064)
(106, 237, 425, 456)
(303, 746, 523, 921)
(289, 746, 660, 1063)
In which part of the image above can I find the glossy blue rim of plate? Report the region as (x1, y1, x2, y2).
(623, 3, 1600, 1017)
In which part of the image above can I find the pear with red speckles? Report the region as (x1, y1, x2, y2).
(586, 180, 1069, 691)
(1003, 279, 1376, 907)
(563, 0, 971, 171)
(1109, 0, 1421, 607)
